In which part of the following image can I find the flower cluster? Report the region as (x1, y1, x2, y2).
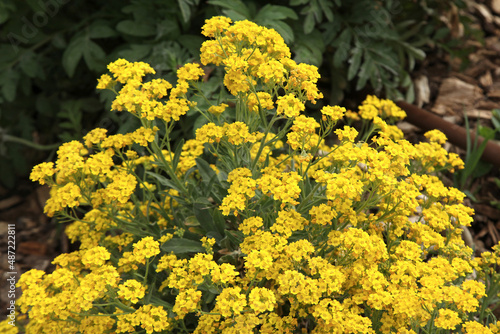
(6, 16, 500, 334)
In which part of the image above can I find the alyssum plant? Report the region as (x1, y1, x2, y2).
(5, 16, 500, 334)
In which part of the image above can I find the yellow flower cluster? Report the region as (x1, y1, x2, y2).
(10, 16, 500, 334)
(358, 95, 407, 120)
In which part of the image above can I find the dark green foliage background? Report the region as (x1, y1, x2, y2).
(0, 0, 474, 188)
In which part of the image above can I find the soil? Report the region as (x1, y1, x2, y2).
(2, 0, 500, 321)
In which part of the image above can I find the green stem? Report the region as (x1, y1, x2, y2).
(2, 133, 60, 150)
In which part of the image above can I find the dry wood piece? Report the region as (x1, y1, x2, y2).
(432, 78, 483, 115)
(414, 75, 430, 108)
(492, 0, 500, 15)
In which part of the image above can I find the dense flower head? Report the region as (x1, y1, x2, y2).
(201, 16, 232, 37)
(424, 129, 448, 144)
(321, 105, 346, 122)
(276, 93, 304, 118)
(208, 102, 228, 116)
(117, 279, 146, 304)
(177, 63, 205, 82)
(106, 58, 155, 84)
(29, 161, 55, 185)
(358, 95, 406, 120)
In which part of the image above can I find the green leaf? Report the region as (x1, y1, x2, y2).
(433, 27, 450, 41)
(1, 69, 19, 102)
(59, 122, 75, 129)
(491, 110, 500, 131)
(405, 81, 415, 103)
(0, 44, 18, 65)
(116, 20, 156, 37)
(254, 4, 298, 22)
(0, 1, 15, 25)
(319, 0, 334, 22)
(117, 44, 152, 61)
(478, 125, 496, 140)
(224, 230, 244, 246)
(178, 0, 193, 23)
(83, 40, 106, 72)
(172, 139, 185, 171)
(332, 29, 352, 67)
(161, 238, 205, 254)
(89, 22, 117, 39)
(178, 34, 204, 57)
(62, 36, 85, 77)
(25, 0, 42, 11)
(303, 12, 315, 35)
(208, 0, 251, 19)
(193, 200, 223, 241)
(347, 47, 362, 81)
(211, 208, 227, 239)
(356, 56, 374, 91)
(265, 20, 294, 44)
(290, 0, 308, 5)
(157, 19, 181, 40)
(36, 94, 58, 117)
(195, 158, 217, 185)
(192, 114, 209, 135)
(146, 172, 182, 193)
(293, 29, 324, 66)
(0, 164, 15, 189)
(19, 51, 42, 79)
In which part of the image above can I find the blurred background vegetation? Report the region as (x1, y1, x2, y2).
(0, 0, 476, 189)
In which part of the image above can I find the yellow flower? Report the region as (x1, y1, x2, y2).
(291, 115, 320, 134)
(321, 105, 346, 122)
(215, 287, 247, 317)
(55, 140, 86, 179)
(133, 236, 160, 261)
(196, 123, 224, 144)
(434, 309, 461, 330)
(83, 128, 108, 148)
(247, 91, 274, 113)
(81, 246, 110, 268)
(463, 321, 493, 334)
(424, 129, 447, 144)
(220, 167, 256, 216)
(258, 169, 302, 207)
(271, 209, 308, 238)
(334, 125, 358, 142)
(30, 161, 55, 185)
(44, 182, 81, 216)
(239, 216, 264, 235)
(208, 103, 228, 116)
(96, 73, 114, 90)
(201, 16, 232, 37)
(359, 95, 406, 120)
(130, 126, 159, 146)
(173, 289, 202, 319)
(85, 150, 114, 175)
(177, 63, 205, 82)
(248, 287, 276, 313)
(257, 59, 286, 84)
(309, 204, 336, 226)
(117, 280, 146, 304)
(223, 121, 254, 145)
(276, 93, 304, 118)
(142, 78, 172, 99)
(107, 58, 155, 83)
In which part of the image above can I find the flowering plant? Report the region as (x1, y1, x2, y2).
(4, 16, 500, 334)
